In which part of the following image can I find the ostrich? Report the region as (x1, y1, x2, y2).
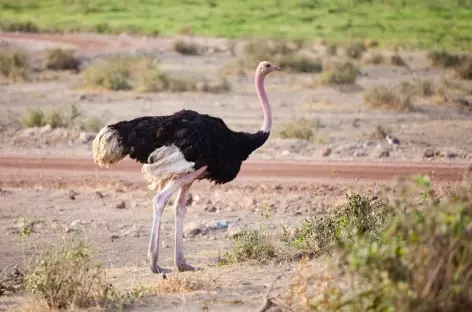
(92, 60, 280, 274)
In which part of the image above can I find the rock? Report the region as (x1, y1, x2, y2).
(446, 150, 458, 159)
(353, 150, 368, 157)
(68, 189, 77, 200)
(227, 223, 244, 238)
(184, 222, 202, 238)
(281, 150, 290, 156)
(120, 224, 143, 238)
(110, 234, 119, 240)
(66, 219, 82, 233)
(78, 132, 95, 143)
(39, 124, 52, 134)
(241, 197, 256, 208)
(116, 201, 126, 209)
(287, 227, 299, 238)
(378, 148, 390, 158)
(423, 148, 435, 158)
(76, 94, 87, 101)
(363, 140, 377, 148)
(320, 147, 332, 157)
(206, 206, 217, 213)
(94, 191, 104, 199)
(162, 241, 170, 249)
(207, 220, 230, 231)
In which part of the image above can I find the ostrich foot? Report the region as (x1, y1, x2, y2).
(150, 262, 172, 275)
(176, 262, 201, 272)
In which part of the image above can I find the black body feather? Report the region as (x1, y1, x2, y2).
(107, 109, 269, 184)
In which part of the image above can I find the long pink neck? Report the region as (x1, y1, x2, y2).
(255, 71, 272, 133)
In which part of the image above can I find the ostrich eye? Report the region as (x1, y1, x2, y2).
(265, 64, 271, 68)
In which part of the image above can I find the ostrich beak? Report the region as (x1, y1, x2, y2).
(274, 66, 281, 70)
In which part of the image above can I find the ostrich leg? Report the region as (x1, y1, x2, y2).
(148, 166, 207, 273)
(174, 182, 195, 271)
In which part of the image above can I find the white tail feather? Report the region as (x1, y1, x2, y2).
(92, 126, 126, 167)
(141, 144, 195, 192)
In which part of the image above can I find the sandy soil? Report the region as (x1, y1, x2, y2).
(0, 31, 471, 311)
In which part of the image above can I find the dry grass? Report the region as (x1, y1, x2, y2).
(364, 84, 414, 111)
(226, 227, 284, 264)
(277, 119, 320, 140)
(42, 48, 81, 71)
(390, 54, 406, 66)
(290, 175, 472, 312)
(455, 55, 472, 80)
(0, 21, 39, 33)
(236, 39, 321, 73)
(343, 41, 367, 60)
(24, 240, 112, 310)
(155, 273, 213, 293)
(427, 50, 461, 68)
(81, 117, 103, 133)
(0, 266, 24, 296)
(319, 60, 358, 85)
(0, 51, 29, 82)
(20, 109, 69, 128)
(325, 44, 338, 56)
(170, 40, 201, 55)
(83, 56, 230, 93)
(362, 52, 385, 65)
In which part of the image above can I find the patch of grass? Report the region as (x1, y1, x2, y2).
(455, 55, 472, 80)
(84, 56, 229, 93)
(238, 39, 321, 73)
(344, 41, 366, 60)
(20, 109, 69, 128)
(226, 227, 281, 264)
(325, 44, 338, 56)
(319, 60, 358, 85)
(362, 52, 385, 65)
(364, 85, 414, 111)
(24, 240, 113, 310)
(390, 54, 406, 66)
(302, 175, 472, 312)
(83, 57, 132, 90)
(0, 20, 39, 32)
(1, 1, 472, 50)
(156, 273, 213, 293)
(279, 55, 323, 73)
(414, 78, 435, 96)
(20, 109, 47, 128)
(82, 117, 103, 133)
(42, 48, 81, 71)
(0, 51, 29, 82)
(170, 40, 201, 55)
(278, 119, 319, 140)
(427, 50, 461, 68)
(282, 193, 393, 259)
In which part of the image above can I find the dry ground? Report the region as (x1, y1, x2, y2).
(0, 31, 471, 311)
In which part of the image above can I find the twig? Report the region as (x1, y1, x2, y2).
(257, 274, 284, 312)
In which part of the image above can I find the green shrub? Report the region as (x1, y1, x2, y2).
(42, 48, 81, 71)
(24, 240, 112, 309)
(278, 119, 319, 140)
(0, 51, 28, 82)
(288, 175, 472, 312)
(320, 61, 358, 85)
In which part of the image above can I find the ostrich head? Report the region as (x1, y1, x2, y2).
(257, 61, 280, 76)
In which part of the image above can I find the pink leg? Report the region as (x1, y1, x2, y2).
(174, 183, 195, 271)
(148, 166, 207, 274)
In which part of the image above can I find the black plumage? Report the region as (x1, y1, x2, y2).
(106, 109, 269, 185)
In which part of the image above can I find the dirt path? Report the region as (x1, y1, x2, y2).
(0, 156, 467, 184)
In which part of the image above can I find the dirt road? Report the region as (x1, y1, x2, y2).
(0, 156, 467, 185)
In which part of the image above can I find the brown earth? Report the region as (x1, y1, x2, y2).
(0, 31, 471, 311)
